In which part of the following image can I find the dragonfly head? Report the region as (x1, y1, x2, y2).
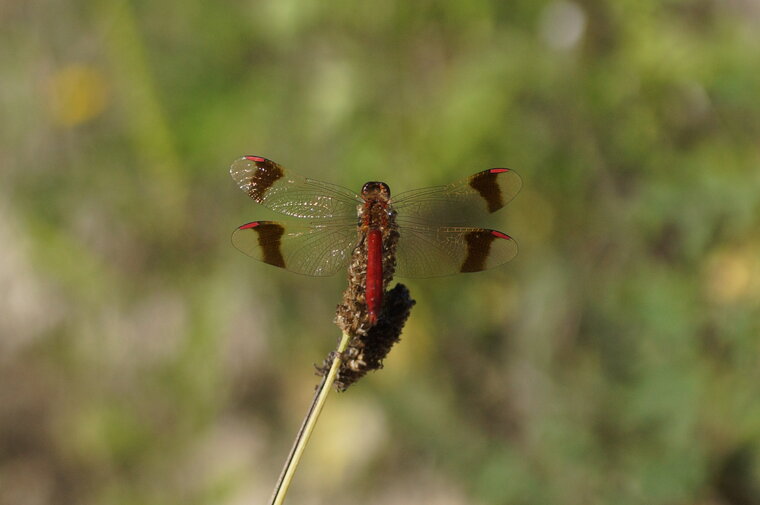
(361, 181, 391, 201)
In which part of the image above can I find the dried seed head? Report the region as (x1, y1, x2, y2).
(318, 283, 415, 391)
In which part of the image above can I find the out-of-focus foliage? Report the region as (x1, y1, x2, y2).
(1, 0, 759, 504)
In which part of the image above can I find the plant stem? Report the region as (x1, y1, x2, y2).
(268, 332, 351, 505)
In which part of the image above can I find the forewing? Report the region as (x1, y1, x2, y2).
(232, 221, 358, 276)
(392, 168, 522, 224)
(394, 224, 518, 278)
(230, 156, 361, 219)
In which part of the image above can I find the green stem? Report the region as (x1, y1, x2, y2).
(268, 332, 351, 505)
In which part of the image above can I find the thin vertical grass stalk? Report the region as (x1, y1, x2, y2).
(268, 332, 351, 505)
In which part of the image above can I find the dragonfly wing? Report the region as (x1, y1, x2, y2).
(232, 221, 358, 276)
(230, 156, 361, 219)
(392, 168, 522, 223)
(394, 224, 518, 278)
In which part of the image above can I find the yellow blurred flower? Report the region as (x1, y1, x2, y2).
(47, 64, 109, 126)
(704, 246, 760, 305)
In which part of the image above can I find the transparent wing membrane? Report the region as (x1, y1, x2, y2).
(230, 156, 361, 219)
(395, 224, 518, 278)
(232, 221, 358, 276)
(392, 168, 522, 224)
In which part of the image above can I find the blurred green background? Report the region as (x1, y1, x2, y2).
(2, 0, 760, 504)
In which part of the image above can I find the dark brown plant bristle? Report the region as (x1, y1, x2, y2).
(317, 283, 415, 391)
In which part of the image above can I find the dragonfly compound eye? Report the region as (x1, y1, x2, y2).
(361, 181, 391, 199)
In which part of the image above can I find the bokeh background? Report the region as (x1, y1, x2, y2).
(2, 1, 760, 504)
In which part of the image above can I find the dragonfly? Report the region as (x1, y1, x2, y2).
(231, 156, 521, 323)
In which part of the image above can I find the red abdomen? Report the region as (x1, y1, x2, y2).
(366, 228, 383, 324)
